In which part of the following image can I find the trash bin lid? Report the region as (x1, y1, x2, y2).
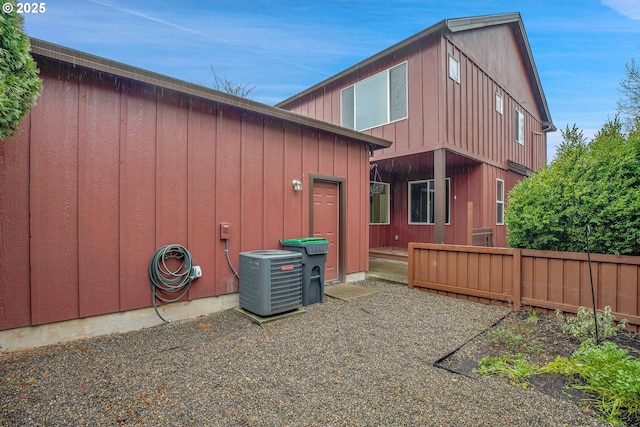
(280, 237, 329, 246)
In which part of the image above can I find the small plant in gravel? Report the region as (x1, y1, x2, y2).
(556, 306, 628, 342)
(488, 312, 542, 355)
(540, 341, 640, 426)
(473, 354, 537, 389)
(489, 326, 542, 355)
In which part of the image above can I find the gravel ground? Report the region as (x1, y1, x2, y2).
(0, 281, 607, 426)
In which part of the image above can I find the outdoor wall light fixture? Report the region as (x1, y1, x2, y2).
(292, 179, 302, 191)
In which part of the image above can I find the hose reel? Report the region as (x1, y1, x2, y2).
(148, 244, 200, 323)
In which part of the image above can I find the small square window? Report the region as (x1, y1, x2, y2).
(449, 56, 460, 83)
(496, 93, 503, 115)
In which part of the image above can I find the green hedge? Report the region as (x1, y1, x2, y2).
(506, 121, 640, 256)
(0, 1, 42, 140)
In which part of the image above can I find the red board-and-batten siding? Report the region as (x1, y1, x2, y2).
(279, 19, 548, 248)
(0, 45, 390, 331)
(282, 25, 545, 168)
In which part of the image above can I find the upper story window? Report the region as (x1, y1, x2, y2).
(449, 56, 460, 83)
(514, 109, 524, 145)
(496, 93, 503, 115)
(340, 62, 407, 131)
(513, 110, 524, 145)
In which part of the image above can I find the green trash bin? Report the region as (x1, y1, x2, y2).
(280, 238, 328, 306)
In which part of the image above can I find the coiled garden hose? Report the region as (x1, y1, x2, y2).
(149, 244, 195, 323)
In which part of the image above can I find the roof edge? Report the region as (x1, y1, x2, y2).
(445, 12, 521, 32)
(29, 38, 392, 150)
(277, 12, 554, 132)
(276, 20, 448, 108)
(447, 13, 554, 131)
(276, 13, 524, 109)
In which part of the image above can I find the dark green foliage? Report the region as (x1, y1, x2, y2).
(506, 120, 640, 255)
(0, 0, 42, 140)
(542, 341, 640, 426)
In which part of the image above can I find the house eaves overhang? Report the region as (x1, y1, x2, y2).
(276, 12, 555, 133)
(29, 39, 393, 151)
(507, 160, 535, 177)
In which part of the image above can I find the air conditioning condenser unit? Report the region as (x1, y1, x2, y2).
(239, 250, 303, 316)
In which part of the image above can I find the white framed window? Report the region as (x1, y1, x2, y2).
(370, 182, 390, 224)
(408, 178, 450, 224)
(514, 109, 524, 145)
(449, 55, 460, 83)
(496, 93, 503, 115)
(496, 179, 505, 225)
(340, 62, 407, 131)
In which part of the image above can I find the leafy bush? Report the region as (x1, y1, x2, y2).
(556, 306, 628, 342)
(541, 341, 640, 426)
(506, 121, 640, 255)
(475, 339, 640, 425)
(474, 310, 638, 425)
(0, 0, 42, 140)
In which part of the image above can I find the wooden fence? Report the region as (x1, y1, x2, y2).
(408, 243, 640, 331)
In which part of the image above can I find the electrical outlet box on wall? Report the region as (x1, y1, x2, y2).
(220, 223, 231, 240)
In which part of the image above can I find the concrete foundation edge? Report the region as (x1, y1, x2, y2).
(346, 271, 366, 282)
(0, 294, 239, 354)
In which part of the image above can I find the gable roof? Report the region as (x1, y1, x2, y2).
(28, 39, 393, 149)
(276, 12, 555, 132)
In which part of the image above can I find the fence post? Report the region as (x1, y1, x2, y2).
(467, 202, 473, 246)
(512, 249, 521, 311)
(408, 243, 415, 288)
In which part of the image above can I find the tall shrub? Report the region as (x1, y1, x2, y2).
(0, 0, 42, 140)
(506, 120, 640, 255)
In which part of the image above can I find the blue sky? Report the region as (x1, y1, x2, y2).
(22, 0, 640, 160)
